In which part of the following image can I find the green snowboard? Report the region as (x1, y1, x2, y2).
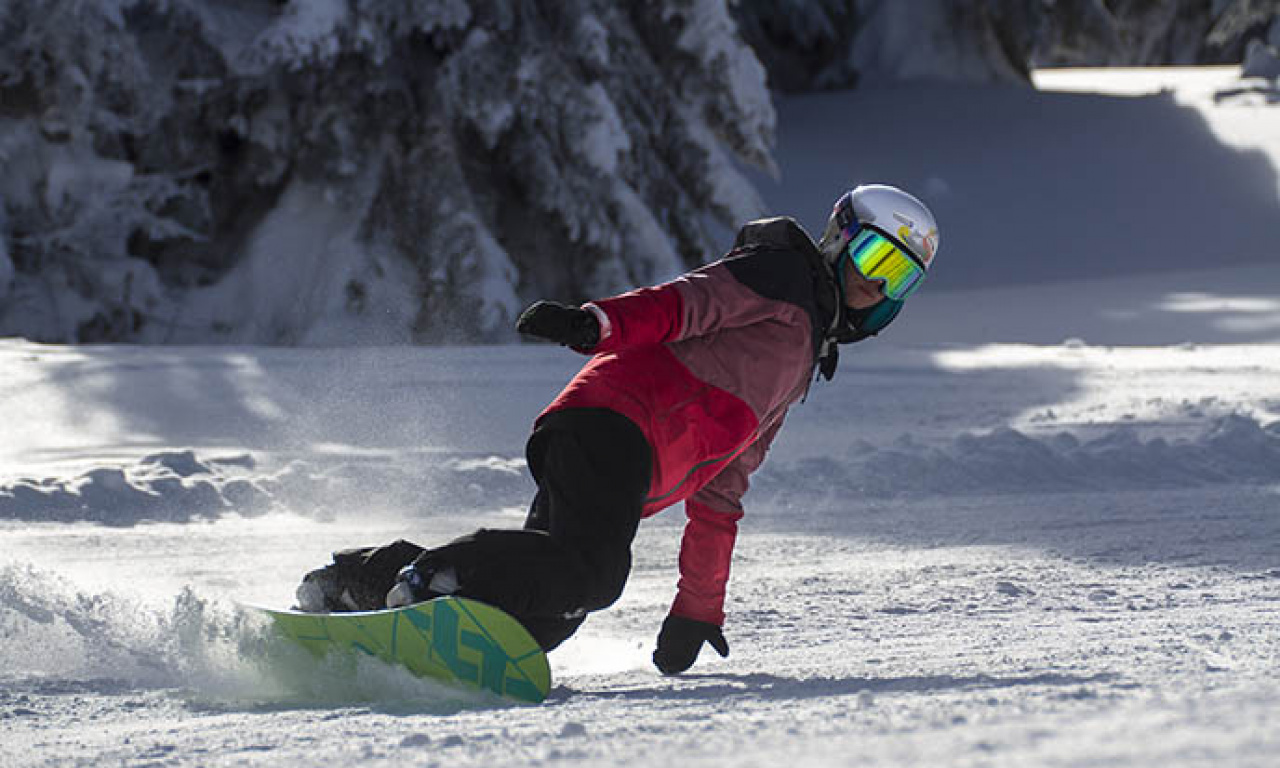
(251, 596, 551, 704)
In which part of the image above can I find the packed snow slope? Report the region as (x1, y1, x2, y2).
(2, 68, 1279, 767)
(757, 66, 1280, 347)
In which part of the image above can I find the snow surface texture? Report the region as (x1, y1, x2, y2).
(3, 69, 1280, 767)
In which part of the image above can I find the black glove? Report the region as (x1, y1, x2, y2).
(652, 615, 729, 675)
(516, 301, 600, 349)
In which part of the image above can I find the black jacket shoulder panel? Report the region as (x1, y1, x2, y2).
(723, 217, 837, 367)
(731, 216, 816, 254)
(725, 217, 822, 306)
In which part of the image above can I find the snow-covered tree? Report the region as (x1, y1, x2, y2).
(733, 0, 1046, 90)
(0, 0, 179, 341)
(1035, 0, 1280, 66)
(734, 0, 1279, 92)
(0, 0, 774, 343)
(3, 0, 1274, 344)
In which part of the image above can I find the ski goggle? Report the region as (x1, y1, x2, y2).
(842, 226, 927, 301)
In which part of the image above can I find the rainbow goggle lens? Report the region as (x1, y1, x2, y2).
(842, 226, 927, 301)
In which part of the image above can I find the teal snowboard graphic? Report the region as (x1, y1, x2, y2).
(250, 596, 551, 704)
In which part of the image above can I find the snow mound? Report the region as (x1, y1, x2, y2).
(5, 416, 1278, 524)
(756, 415, 1280, 506)
(0, 450, 267, 525)
(0, 450, 534, 525)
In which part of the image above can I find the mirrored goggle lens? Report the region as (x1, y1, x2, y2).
(847, 228, 926, 301)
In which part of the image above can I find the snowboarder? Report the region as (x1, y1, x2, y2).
(296, 184, 941, 675)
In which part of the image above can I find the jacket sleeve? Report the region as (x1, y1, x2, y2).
(669, 416, 786, 626)
(588, 250, 799, 354)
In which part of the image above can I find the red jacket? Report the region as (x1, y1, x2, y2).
(539, 218, 837, 626)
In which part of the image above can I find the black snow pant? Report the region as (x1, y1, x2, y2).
(329, 408, 652, 652)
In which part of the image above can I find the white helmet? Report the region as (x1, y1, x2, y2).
(814, 184, 940, 357)
(818, 184, 940, 273)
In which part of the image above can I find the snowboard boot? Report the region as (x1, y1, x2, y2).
(294, 564, 384, 613)
(385, 564, 459, 609)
